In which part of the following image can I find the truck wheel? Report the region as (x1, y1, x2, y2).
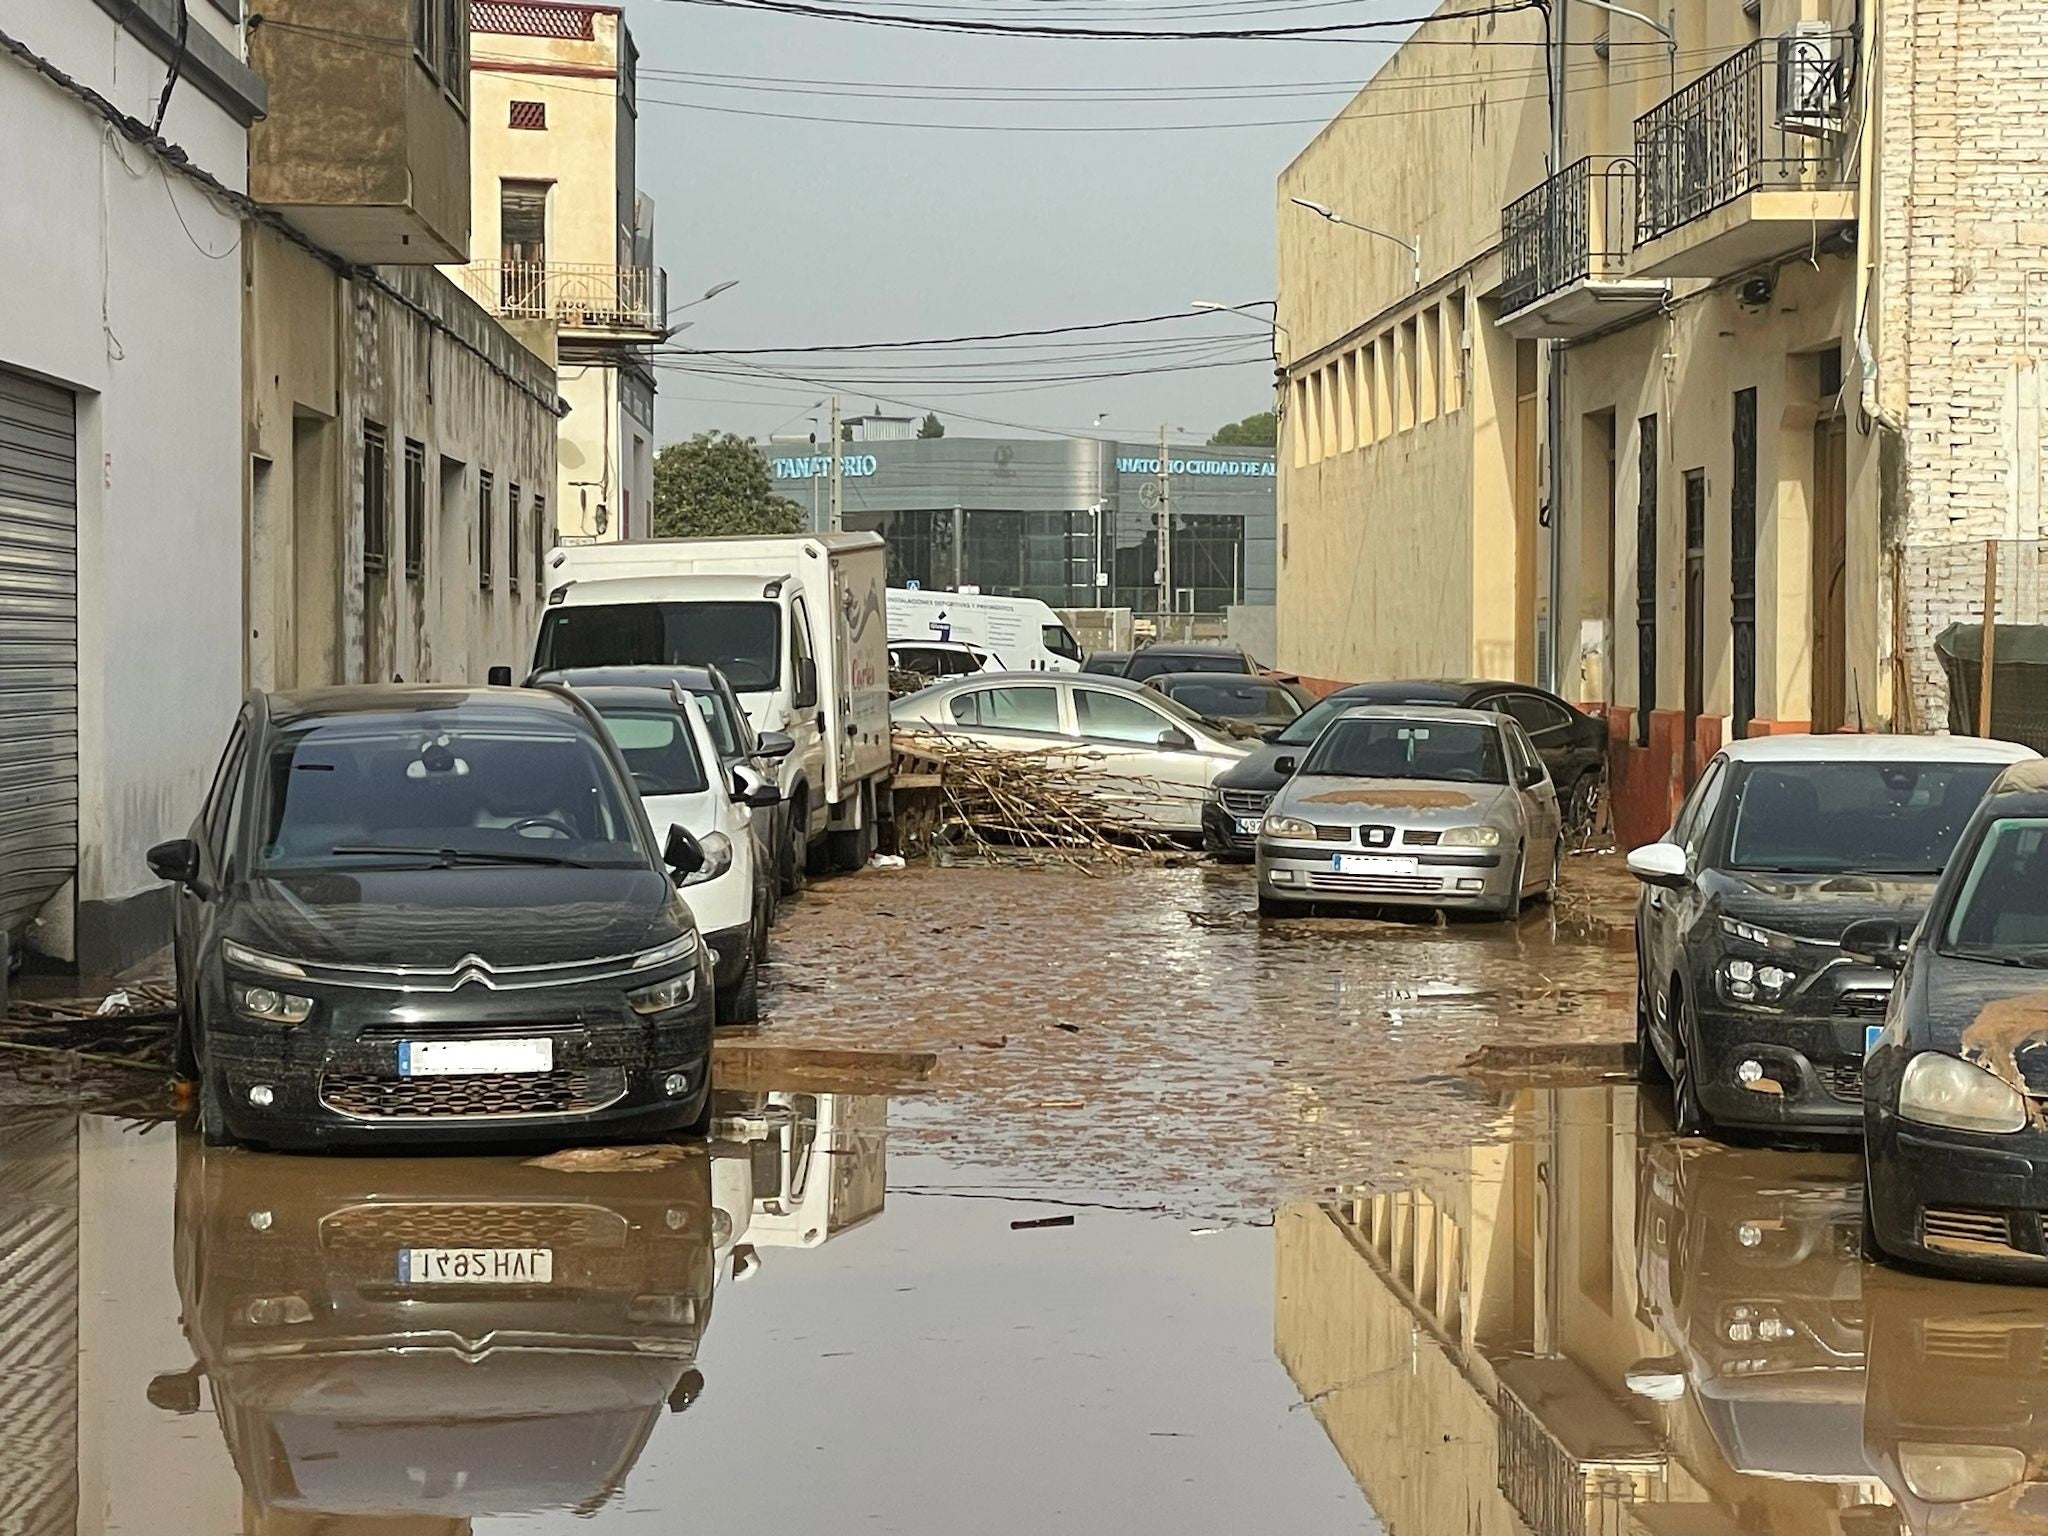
(828, 827, 865, 873)
(781, 801, 808, 896)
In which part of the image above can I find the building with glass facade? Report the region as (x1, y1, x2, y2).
(766, 436, 1276, 616)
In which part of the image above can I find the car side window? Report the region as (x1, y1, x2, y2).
(951, 686, 1058, 732)
(1074, 688, 1174, 745)
(202, 719, 249, 877)
(1500, 691, 1573, 739)
(790, 597, 818, 704)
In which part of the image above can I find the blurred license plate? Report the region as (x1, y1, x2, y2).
(1235, 817, 1263, 836)
(397, 1038, 553, 1077)
(399, 1247, 553, 1284)
(1335, 854, 1418, 876)
(1865, 1025, 1884, 1055)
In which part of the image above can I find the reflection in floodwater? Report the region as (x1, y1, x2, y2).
(1273, 1084, 2048, 1536)
(0, 1092, 888, 1534)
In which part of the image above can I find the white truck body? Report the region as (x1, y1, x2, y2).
(535, 534, 892, 859)
(886, 588, 1084, 672)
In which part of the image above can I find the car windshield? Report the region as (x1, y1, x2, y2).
(1942, 817, 2048, 965)
(1125, 651, 1246, 681)
(1300, 718, 1506, 784)
(1725, 761, 2003, 874)
(255, 716, 648, 872)
(536, 601, 782, 691)
(591, 707, 709, 797)
(1166, 680, 1301, 721)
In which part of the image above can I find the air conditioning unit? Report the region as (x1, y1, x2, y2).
(1777, 22, 1850, 138)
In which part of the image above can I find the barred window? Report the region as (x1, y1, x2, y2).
(478, 470, 496, 593)
(362, 423, 389, 575)
(508, 484, 523, 593)
(509, 100, 547, 130)
(533, 493, 549, 582)
(403, 439, 426, 579)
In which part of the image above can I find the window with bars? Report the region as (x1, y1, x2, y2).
(509, 100, 547, 130)
(440, 0, 467, 104)
(363, 423, 389, 575)
(479, 471, 496, 593)
(534, 493, 549, 583)
(402, 440, 427, 579)
(412, 0, 432, 59)
(508, 484, 523, 592)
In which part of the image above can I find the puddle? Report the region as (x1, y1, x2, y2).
(1280, 1082, 2048, 1534)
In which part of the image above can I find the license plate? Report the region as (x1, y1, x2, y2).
(397, 1038, 554, 1077)
(1865, 1025, 1884, 1056)
(1334, 854, 1419, 876)
(398, 1247, 554, 1285)
(1235, 817, 1263, 836)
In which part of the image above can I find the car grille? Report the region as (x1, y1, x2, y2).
(1306, 871, 1444, 896)
(1313, 825, 1354, 843)
(1836, 991, 1891, 1020)
(320, 1202, 630, 1253)
(1218, 789, 1271, 817)
(1921, 1206, 2040, 1260)
(320, 1067, 626, 1120)
(1403, 830, 1442, 847)
(1820, 1060, 1864, 1100)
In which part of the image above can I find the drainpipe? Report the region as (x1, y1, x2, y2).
(1852, 0, 1898, 434)
(1543, 0, 1568, 692)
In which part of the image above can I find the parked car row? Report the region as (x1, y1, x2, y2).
(1624, 732, 2048, 1282)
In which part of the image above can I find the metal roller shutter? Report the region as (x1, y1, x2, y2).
(0, 370, 79, 942)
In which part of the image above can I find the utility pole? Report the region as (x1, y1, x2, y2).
(1155, 424, 1172, 619)
(1541, 1, 1567, 691)
(828, 395, 844, 533)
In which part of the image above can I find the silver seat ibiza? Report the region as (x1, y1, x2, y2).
(1255, 705, 1563, 919)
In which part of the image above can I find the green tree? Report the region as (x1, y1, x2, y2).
(1209, 411, 1276, 448)
(918, 411, 946, 439)
(652, 432, 805, 539)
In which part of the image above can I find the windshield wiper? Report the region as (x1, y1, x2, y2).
(327, 845, 592, 869)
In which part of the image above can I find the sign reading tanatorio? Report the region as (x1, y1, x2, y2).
(772, 453, 879, 479)
(1115, 457, 1275, 477)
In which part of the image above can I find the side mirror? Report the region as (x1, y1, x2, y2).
(733, 765, 781, 808)
(1625, 842, 1691, 890)
(663, 824, 706, 879)
(1155, 727, 1194, 752)
(1273, 755, 1300, 777)
(487, 665, 514, 687)
(1841, 917, 1909, 970)
(1520, 763, 1548, 790)
(755, 730, 796, 761)
(792, 657, 819, 710)
(146, 838, 202, 888)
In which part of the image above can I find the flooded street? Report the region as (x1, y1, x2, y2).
(7, 856, 2038, 1533)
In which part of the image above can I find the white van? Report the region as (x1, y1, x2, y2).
(531, 534, 892, 888)
(886, 588, 1084, 673)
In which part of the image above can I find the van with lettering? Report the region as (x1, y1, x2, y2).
(527, 533, 893, 889)
(886, 587, 1085, 673)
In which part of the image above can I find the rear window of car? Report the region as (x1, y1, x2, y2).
(592, 707, 709, 797)
(1125, 652, 1248, 682)
(1725, 761, 2003, 875)
(1300, 718, 1507, 785)
(1166, 680, 1302, 720)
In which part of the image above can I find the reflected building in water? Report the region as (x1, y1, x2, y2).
(1275, 1085, 1899, 1535)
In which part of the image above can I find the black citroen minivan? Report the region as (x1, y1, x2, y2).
(147, 686, 716, 1150)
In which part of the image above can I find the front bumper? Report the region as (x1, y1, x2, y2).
(1255, 839, 1507, 909)
(1687, 999, 1876, 1134)
(202, 963, 715, 1151)
(1867, 1108, 2048, 1281)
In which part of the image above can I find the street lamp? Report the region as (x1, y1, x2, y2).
(666, 279, 738, 318)
(1577, 0, 1677, 79)
(1289, 197, 1421, 289)
(658, 318, 695, 342)
(1191, 298, 1292, 363)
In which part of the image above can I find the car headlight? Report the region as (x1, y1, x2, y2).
(1719, 916, 1782, 949)
(235, 986, 313, 1025)
(1262, 814, 1314, 839)
(1898, 1051, 2028, 1135)
(628, 972, 697, 1015)
(1439, 826, 1501, 847)
(221, 940, 307, 980)
(678, 831, 735, 888)
(1718, 957, 1797, 1004)
(1898, 1443, 2028, 1503)
(631, 932, 701, 970)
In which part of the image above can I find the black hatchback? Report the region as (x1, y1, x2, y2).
(1864, 759, 2048, 1280)
(147, 687, 717, 1150)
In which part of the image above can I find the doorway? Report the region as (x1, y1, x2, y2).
(1731, 389, 1758, 738)
(500, 179, 550, 314)
(1812, 414, 1849, 732)
(1683, 469, 1707, 782)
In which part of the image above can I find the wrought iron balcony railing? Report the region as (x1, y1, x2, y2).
(1634, 32, 1857, 246)
(1499, 156, 1639, 317)
(459, 261, 667, 335)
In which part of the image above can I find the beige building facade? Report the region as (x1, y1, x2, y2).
(456, 0, 663, 543)
(1277, 0, 2047, 844)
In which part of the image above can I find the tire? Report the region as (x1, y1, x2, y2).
(680, 1073, 715, 1139)
(1670, 986, 1711, 1138)
(1860, 1175, 1886, 1264)
(827, 827, 864, 873)
(1566, 771, 1602, 841)
(716, 958, 761, 1026)
(172, 978, 200, 1081)
(1634, 962, 1671, 1085)
(1490, 846, 1526, 921)
(198, 1066, 234, 1147)
(1257, 894, 1290, 918)
(781, 800, 808, 897)
(1538, 837, 1564, 903)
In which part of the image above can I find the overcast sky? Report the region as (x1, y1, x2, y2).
(619, 0, 1399, 447)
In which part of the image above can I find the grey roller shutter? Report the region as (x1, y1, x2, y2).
(0, 370, 79, 941)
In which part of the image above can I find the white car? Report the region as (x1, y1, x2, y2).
(889, 639, 1002, 678)
(574, 682, 781, 1024)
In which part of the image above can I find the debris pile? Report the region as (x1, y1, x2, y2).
(892, 730, 1203, 865)
(0, 983, 177, 1076)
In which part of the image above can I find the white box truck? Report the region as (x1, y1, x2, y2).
(886, 587, 1084, 672)
(528, 533, 893, 881)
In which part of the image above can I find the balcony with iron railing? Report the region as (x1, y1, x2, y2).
(457, 261, 669, 343)
(1497, 156, 1668, 340)
(1631, 31, 1859, 279)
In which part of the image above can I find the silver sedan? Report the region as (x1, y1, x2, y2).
(1255, 705, 1563, 919)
